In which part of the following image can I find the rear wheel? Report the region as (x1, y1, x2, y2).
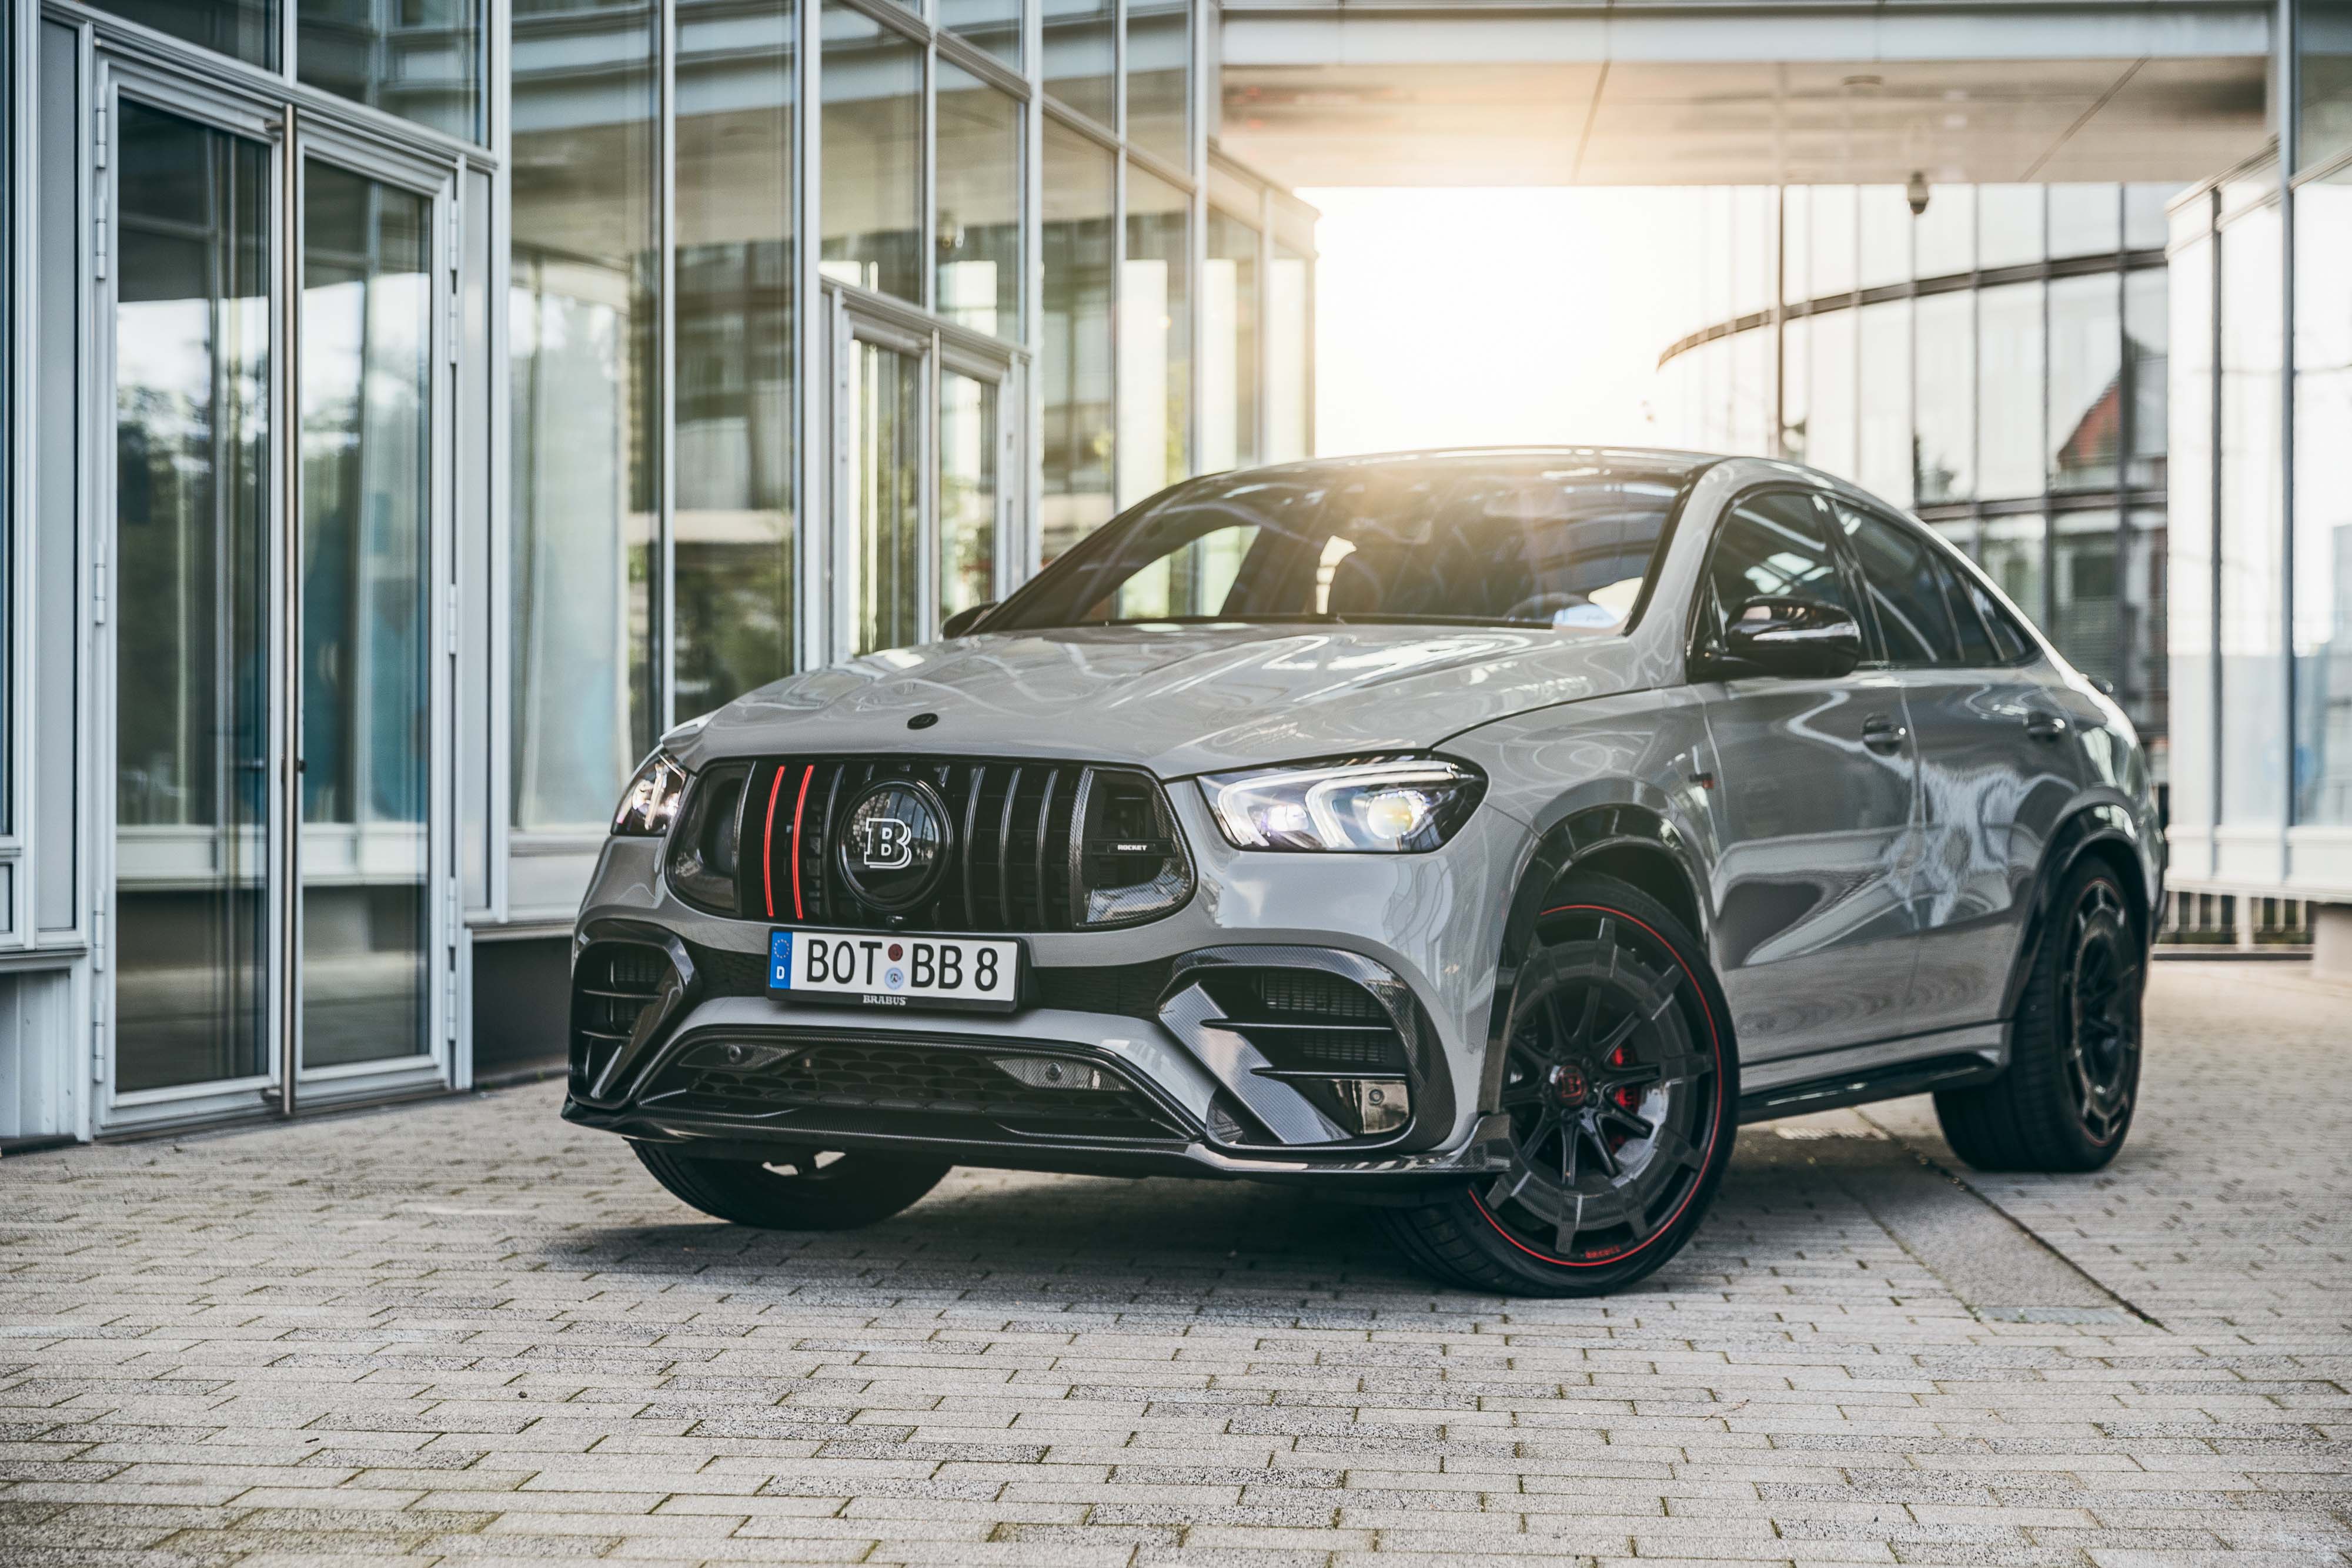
(1384, 874, 1737, 1296)
(633, 1142, 952, 1229)
(1935, 858, 2144, 1172)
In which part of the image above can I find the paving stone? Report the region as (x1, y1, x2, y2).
(1, 962, 2350, 1565)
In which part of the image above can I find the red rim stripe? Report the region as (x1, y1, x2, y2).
(1471, 902, 1727, 1269)
(759, 765, 788, 920)
(789, 764, 815, 921)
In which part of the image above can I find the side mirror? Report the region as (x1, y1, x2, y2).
(939, 601, 997, 640)
(1710, 594, 1863, 680)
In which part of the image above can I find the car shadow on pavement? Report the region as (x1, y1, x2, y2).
(534, 1126, 1977, 1312)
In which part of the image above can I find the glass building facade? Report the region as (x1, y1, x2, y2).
(1653, 182, 2180, 777)
(2165, 0, 2352, 904)
(0, 0, 1312, 1140)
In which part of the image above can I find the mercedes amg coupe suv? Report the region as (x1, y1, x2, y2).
(566, 449, 2158, 1296)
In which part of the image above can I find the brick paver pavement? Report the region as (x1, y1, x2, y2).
(1, 960, 2347, 1566)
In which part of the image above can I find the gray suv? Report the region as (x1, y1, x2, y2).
(566, 449, 2159, 1296)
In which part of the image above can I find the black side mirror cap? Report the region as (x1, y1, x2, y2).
(940, 601, 997, 640)
(1709, 594, 1864, 680)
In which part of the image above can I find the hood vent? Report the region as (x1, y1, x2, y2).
(715, 757, 1193, 934)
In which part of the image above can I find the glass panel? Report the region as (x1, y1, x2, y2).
(2294, 170, 2352, 823)
(1267, 242, 1311, 465)
(1779, 315, 1809, 462)
(112, 104, 272, 1094)
(2168, 226, 2215, 829)
(1732, 187, 1772, 316)
(820, 3, 921, 302)
(1780, 186, 1810, 307)
(1981, 515, 2049, 634)
(1040, 119, 1115, 561)
(2300, 0, 2352, 174)
(936, 62, 1021, 340)
(1726, 327, 1764, 456)
(510, 0, 659, 831)
(2049, 272, 2122, 492)
(298, 0, 482, 142)
(1127, 0, 1190, 172)
(674, 0, 794, 721)
(1915, 185, 1974, 278)
(1043, 0, 1115, 127)
(940, 371, 998, 626)
(1705, 492, 1859, 630)
(1976, 280, 2044, 500)
(2125, 184, 2176, 250)
(1809, 186, 1856, 297)
(1808, 308, 1856, 479)
(1856, 299, 1910, 505)
(1204, 206, 1261, 473)
(1834, 502, 1963, 665)
(2125, 268, 2169, 490)
(2047, 185, 2120, 258)
(848, 339, 922, 654)
(2122, 508, 2166, 748)
(2051, 511, 2122, 690)
(1857, 185, 1910, 290)
(299, 162, 432, 1069)
(1120, 163, 1190, 505)
(1977, 185, 2044, 270)
(98, 0, 275, 67)
(1914, 290, 1973, 503)
(942, 0, 1020, 69)
(2219, 203, 2286, 825)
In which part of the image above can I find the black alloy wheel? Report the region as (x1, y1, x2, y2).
(1935, 858, 2146, 1172)
(633, 1142, 953, 1229)
(1384, 873, 1736, 1296)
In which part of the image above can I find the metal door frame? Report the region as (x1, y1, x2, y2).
(821, 279, 1022, 664)
(87, 46, 462, 1131)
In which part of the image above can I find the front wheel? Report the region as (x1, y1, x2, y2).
(1935, 857, 2144, 1172)
(633, 1142, 952, 1229)
(1383, 874, 1738, 1296)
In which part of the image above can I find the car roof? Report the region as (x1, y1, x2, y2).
(1201, 446, 1722, 486)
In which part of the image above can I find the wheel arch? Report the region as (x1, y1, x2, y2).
(2000, 803, 2155, 1022)
(1476, 804, 1718, 1114)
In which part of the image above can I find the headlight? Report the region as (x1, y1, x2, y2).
(612, 752, 689, 837)
(1201, 757, 1485, 852)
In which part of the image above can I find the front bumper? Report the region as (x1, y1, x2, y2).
(567, 783, 1531, 1183)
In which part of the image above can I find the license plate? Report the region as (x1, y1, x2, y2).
(768, 928, 1021, 1014)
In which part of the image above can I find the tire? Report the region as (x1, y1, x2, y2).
(1935, 857, 2145, 1173)
(632, 1142, 952, 1230)
(1384, 873, 1738, 1297)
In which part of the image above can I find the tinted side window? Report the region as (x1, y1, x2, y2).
(1700, 492, 1858, 647)
(1957, 570, 2034, 661)
(1833, 502, 1962, 666)
(1932, 552, 2003, 664)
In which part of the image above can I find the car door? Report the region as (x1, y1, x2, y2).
(1827, 499, 2074, 1038)
(1692, 489, 1923, 1067)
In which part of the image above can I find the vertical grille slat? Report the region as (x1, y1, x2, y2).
(733, 754, 1188, 934)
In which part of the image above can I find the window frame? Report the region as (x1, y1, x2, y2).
(1833, 495, 2043, 671)
(1683, 483, 1882, 673)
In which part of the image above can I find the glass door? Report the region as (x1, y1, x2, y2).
(105, 92, 278, 1111)
(96, 54, 457, 1128)
(292, 136, 446, 1091)
(826, 288, 1020, 660)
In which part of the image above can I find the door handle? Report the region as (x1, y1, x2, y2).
(2023, 713, 2069, 741)
(1860, 714, 1909, 753)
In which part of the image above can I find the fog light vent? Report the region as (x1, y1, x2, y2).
(1344, 1079, 1411, 1135)
(990, 1055, 1110, 1091)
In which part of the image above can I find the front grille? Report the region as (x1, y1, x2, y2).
(570, 942, 670, 1092)
(729, 757, 1190, 934)
(640, 1037, 1188, 1140)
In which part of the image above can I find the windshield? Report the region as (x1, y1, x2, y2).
(991, 456, 1689, 634)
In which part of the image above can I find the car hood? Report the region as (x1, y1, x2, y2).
(674, 623, 1656, 778)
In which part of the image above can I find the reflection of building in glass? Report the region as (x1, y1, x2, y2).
(1654, 183, 2177, 780)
